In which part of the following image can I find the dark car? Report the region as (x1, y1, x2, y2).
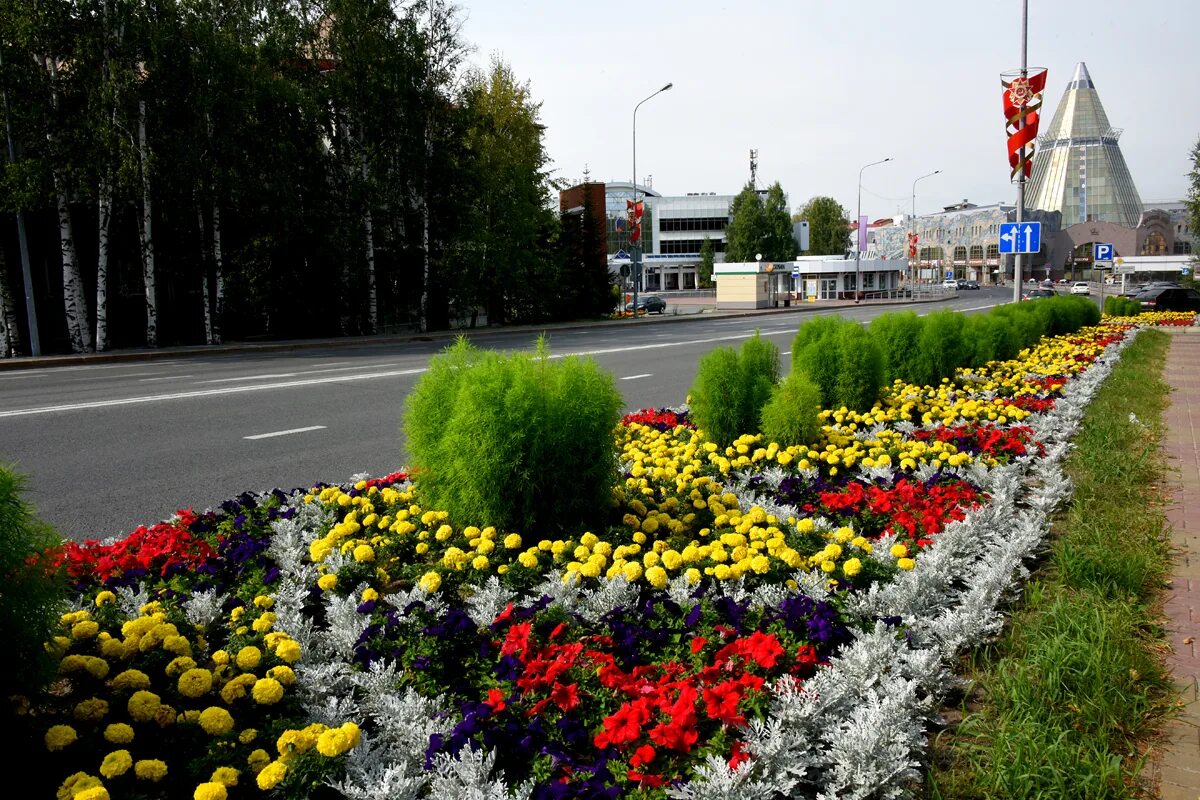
(1133, 286, 1200, 312)
(626, 295, 667, 314)
(957, 279, 980, 290)
(1022, 288, 1056, 301)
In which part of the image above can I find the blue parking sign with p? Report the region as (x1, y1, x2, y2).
(1093, 243, 1114, 262)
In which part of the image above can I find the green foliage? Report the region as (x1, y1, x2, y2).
(962, 313, 1019, 366)
(1104, 295, 1141, 317)
(404, 336, 622, 535)
(689, 331, 780, 447)
(868, 311, 925, 385)
(760, 370, 823, 447)
(1188, 134, 1200, 273)
(911, 310, 969, 387)
(698, 237, 715, 289)
(0, 465, 66, 695)
(723, 183, 768, 263)
(790, 316, 883, 410)
(797, 196, 850, 255)
(991, 303, 1049, 352)
(762, 182, 797, 261)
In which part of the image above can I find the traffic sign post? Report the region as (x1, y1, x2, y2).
(1093, 243, 1113, 263)
(998, 221, 1041, 254)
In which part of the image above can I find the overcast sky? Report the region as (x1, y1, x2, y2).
(459, 0, 1198, 220)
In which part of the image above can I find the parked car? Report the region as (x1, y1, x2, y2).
(625, 295, 667, 314)
(1070, 281, 1090, 296)
(1133, 286, 1200, 312)
(1022, 288, 1056, 301)
(942, 277, 959, 289)
(956, 279, 980, 290)
(1057, 278, 1071, 285)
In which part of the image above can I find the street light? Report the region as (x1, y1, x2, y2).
(632, 82, 673, 317)
(855, 157, 892, 303)
(910, 170, 941, 286)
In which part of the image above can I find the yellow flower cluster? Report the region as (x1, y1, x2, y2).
(255, 721, 361, 790)
(1102, 310, 1195, 325)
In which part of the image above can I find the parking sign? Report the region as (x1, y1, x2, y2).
(1093, 243, 1114, 263)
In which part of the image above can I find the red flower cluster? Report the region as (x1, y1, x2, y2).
(818, 478, 981, 542)
(619, 408, 694, 432)
(911, 422, 1040, 460)
(359, 471, 409, 491)
(49, 510, 216, 582)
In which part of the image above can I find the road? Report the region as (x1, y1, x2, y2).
(1, 289, 1013, 541)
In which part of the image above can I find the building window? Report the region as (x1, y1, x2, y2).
(659, 239, 724, 254)
(1176, 241, 1192, 255)
(986, 244, 1000, 260)
(658, 217, 728, 232)
(969, 245, 984, 261)
(863, 272, 875, 289)
(953, 246, 968, 262)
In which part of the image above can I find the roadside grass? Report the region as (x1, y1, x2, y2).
(924, 329, 1177, 800)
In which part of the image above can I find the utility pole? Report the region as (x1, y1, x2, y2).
(1012, 0, 1028, 305)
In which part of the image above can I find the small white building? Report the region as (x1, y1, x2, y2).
(714, 257, 906, 309)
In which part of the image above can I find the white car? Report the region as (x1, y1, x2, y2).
(942, 278, 958, 289)
(1070, 281, 1090, 295)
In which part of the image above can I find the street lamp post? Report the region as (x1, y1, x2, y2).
(855, 157, 892, 304)
(632, 82, 672, 317)
(910, 170, 941, 287)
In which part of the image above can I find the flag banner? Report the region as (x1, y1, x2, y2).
(1001, 68, 1048, 179)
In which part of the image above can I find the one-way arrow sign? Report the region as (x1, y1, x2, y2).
(998, 221, 1041, 254)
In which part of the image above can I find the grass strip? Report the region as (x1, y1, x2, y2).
(924, 328, 1177, 800)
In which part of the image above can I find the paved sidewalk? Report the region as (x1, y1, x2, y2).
(1156, 328, 1200, 799)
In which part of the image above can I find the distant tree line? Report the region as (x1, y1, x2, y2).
(0, 0, 611, 357)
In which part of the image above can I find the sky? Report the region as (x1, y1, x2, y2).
(458, 0, 1199, 221)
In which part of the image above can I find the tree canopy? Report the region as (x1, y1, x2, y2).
(799, 196, 851, 256)
(724, 181, 794, 263)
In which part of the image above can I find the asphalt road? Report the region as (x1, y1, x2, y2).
(1, 289, 1016, 541)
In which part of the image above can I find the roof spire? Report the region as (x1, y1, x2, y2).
(1068, 62, 1093, 90)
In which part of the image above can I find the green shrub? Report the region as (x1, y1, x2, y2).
(689, 347, 745, 447)
(868, 311, 925, 385)
(403, 336, 622, 536)
(912, 310, 970, 386)
(992, 303, 1048, 351)
(689, 331, 781, 447)
(791, 316, 883, 410)
(760, 370, 823, 446)
(833, 322, 884, 410)
(964, 313, 1016, 366)
(0, 465, 66, 695)
(1104, 295, 1139, 317)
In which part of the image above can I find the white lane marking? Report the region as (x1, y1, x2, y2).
(0, 360, 183, 379)
(781, 351, 791, 355)
(620, 373, 653, 381)
(0, 368, 429, 418)
(196, 363, 398, 384)
(244, 425, 327, 440)
(138, 374, 195, 382)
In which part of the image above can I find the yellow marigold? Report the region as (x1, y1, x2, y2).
(57, 772, 101, 800)
(73, 698, 108, 722)
(111, 669, 151, 691)
(266, 665, 296, 686)
(134, 759, 168, 782)
(842, 558, 863, 577)
(74, 788, 110, 800)
(83, 656, 110, 679)
(210, 766, 239, 786)
(235, 646, 261, 671)
(98, 638, 124, 659)
(317, 574, 338, 592)
(644, 566, 668, 589)
(503, 533, 522, 549)
(72, 620, 100, 639)
(99, 749, 133, 779)
(251, 613, 275, 634)
(162, 634, 192, 656)
(220, 673, 256, 704)
(127, 690, 161, 722)
(246, 749, 270, 773)
(275, 639, 301, 664)
(103, 723, 134, 744)
(256, 761, 287, 790)
(178, 668, 214, 698)
(45, 724, 78, 751)
(211, 649, 230, 666)
(418, 572, 441, 593)
(897, 557, 916, 571)
(198, 706, 235, 736)
(251, 678, 284, 705)
(315, 722, 360, 757)
(165, 656, 198, 676)
(890, 543, 908, 559)
(239, 728, 258, 744)
(352, 544, 375, 563)
(193, 782, 227, 800)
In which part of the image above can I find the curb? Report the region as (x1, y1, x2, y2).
(0, 294, 955, 372)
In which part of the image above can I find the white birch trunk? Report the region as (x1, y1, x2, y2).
(360, 145, 377, 333)
(43, 55, 92, 353)
(211, 200, 224, 345)
(0, 246, 19, 357)
(197, 202, 213, 345)
(137, 99, 157, 347)
(96, 172, 113, 351)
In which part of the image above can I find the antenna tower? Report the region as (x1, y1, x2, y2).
(749, 149, 758, 189)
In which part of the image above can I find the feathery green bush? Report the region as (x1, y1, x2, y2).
(404, 336, 622, 536)
(868, 311, 925, 385)
(791, 316, 883, 410)
(912, 310, 970, 387)
(0, 465, 66, 695)
(760, 370, 823, 447)
(689, 331, 780, 447)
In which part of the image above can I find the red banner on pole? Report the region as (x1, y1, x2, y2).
(1001, 69, 1048, 179)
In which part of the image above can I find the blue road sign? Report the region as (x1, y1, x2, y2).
(998, 221, 1041, 254)
(945, 270, 954, 280)
(1093, 243, 1114, 262)
(613, 249, 630, 260)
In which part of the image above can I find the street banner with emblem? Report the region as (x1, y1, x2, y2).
(626, 199, 644, 243)
(1001, 68, 1048, 179)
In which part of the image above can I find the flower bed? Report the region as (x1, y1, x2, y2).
(15, 322, 1150, 800)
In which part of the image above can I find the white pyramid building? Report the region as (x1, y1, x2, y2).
(1025, 62, 1143, 228)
